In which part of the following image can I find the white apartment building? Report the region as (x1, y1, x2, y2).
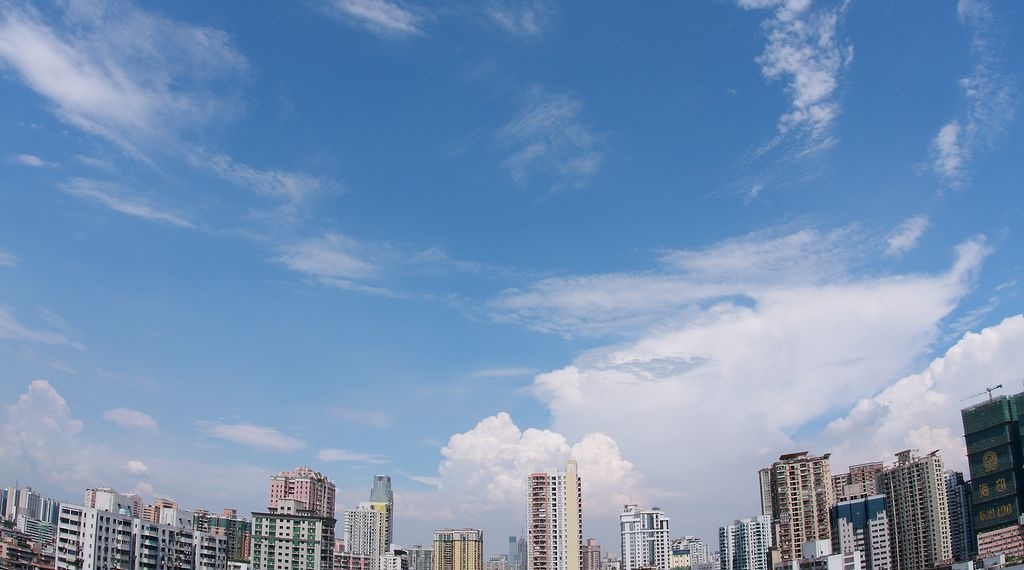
(528, 460, 584, 570)
(877, 451, 952, 570)
(620, 505, 671, 570)
(719, 516, 772, 570)
(345, 505, 385, 556)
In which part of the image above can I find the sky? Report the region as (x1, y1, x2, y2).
(1, 0, 1023, 557)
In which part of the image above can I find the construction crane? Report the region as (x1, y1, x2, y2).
(962, 384, 1003, 402)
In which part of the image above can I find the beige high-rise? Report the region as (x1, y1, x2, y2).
(760, 451, 835, 563)
(528, 460, 583, 570)
(434, 529, 484, 570)
(878, 450, 952, 570)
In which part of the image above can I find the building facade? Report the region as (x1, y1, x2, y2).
(830, 495, 890, 570)
(269, 467, 338, 519)
(251, 498, 335, 570)
(195, 508, 253, 563)
(433, 529, 484, 570)
(528, 461, 583, 570)
(368, 475, 395, 553)
(760, 452, 835, 564)
(582, 539, 601, 570)
(408, 545, 434, 570)
(620, 506, 670, 570)
(719, 516, 771, 570)
(344, 505, 385, 557)
(945, 471, 976, 561)
(877, 450, 952, 570)
(670, 536, 714, 570)
(832, 463, 884, 502)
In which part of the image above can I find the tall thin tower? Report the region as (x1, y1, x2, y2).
(528, 460, 584, 570)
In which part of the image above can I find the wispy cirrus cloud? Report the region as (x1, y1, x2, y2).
(204, 153, 327, 208)
(11, 153, 55, 168)
(486, 0, 553, 36)
(497, 87, 603, 190)
(930, 0, 1017, 187)
(331, 407, 394, 429)
(0, 250, 17, 267)
(317, 448, 390, 464)
(103, 408, 158, 430)
(886, 215, 929, 257)
(0, 305, 85, 350)
(197, 421, 305, 452)
(324, 0, 424, 38)
(471, 367, 536, 379)
(276, 233, 397, 296)
(61, 178, 194, 228)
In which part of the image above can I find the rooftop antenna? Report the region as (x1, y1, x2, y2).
(962, 384, 1004, 402)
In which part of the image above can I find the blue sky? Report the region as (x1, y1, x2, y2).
(1, 0, 1023, 555)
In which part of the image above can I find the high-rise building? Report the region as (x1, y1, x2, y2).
(510, 536, 521, 570)
(961, 392, 1024, 555)
(369, 475, 395, 552)
(487, 555, 512, 570)
(251, 498, 335, 570)
(528, 461, 583, 570)
(670, 536, 714, 570)
(832, 463, 884, 502)
(408, 545, 434, 570)
(830, 495, 890, 570)
(620, 506, 670, 570)
(433, 529, 484, 570)
(345, 504, 385, 556)
(760, 452, 835, 563)
(582, 539, 601, 570)
(269, 466, 338, 519)
(877, 450, 952, 570)
(945, 471, 975, 562)
(718, 516, 772, 570)
(195, 508, 253, 562)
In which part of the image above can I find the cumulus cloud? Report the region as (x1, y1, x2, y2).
(197, 421, 305, 452)
(499, 229, 991, 541)
(103, 408, 158, 430)
(318, 448, 390, 464)
(402, 412, 636, 532)
(741, 0, 852, 152)
(125, 460, 149, 475)
(886, 215, 929, 256)
(498, 87, 603, 190)
(61, 178, 194, 228)
(931, 0, 1017, 186)
(0, 380, 90, 484)
(325, 0, 424, 38)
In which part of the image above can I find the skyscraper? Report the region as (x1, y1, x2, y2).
(269, 466, 338, 519)
(433, 529, 484, 570)
(344, 505, 384, 557)
(252, 498, 335, 570)
(877, 450, 952, 570)
(368, 475, 395, 552)
(719, 516, 771, 570)
(832, 463, 884, 502)
(760, 452, 835, 563)
(831, 495, 891, 570)
(961, 391, 1024, 554)
(620, 506, 670, 570)
(582, 539, 601, 570)
(528, 460, 583, 570)
(945, 471, 975, 562)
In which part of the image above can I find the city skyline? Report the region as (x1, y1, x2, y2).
(2, 0, 1024, 556)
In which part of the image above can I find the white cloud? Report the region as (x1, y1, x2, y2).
(331, 407, 394, 429)
(0, 250, 17, 267)
(0, 305, 85, 350)
(886, 215, 929, 256)
(402, 412, 636, 533)
(498, 87, 603, 190)
(496, 230, 990, 541)
(931, 0, 1017, 186)
(204, 153, 325, 207)
(740, 0, 852, 154)
(0, 2, 247, 158)
(11, 153, 54, 167)
(276, 233, 401, 296)
(103, 408, 158, 430)
(61, 178, 194, 228)
(824, 314, 1024, 473)
(0, 380, 90, 484)
(326, 0, 424, 38)
(125, 460, 149, 475)
(317, 448, 390, 464)
(198, 422, 306, 452)
(486, 0, 553, 36)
